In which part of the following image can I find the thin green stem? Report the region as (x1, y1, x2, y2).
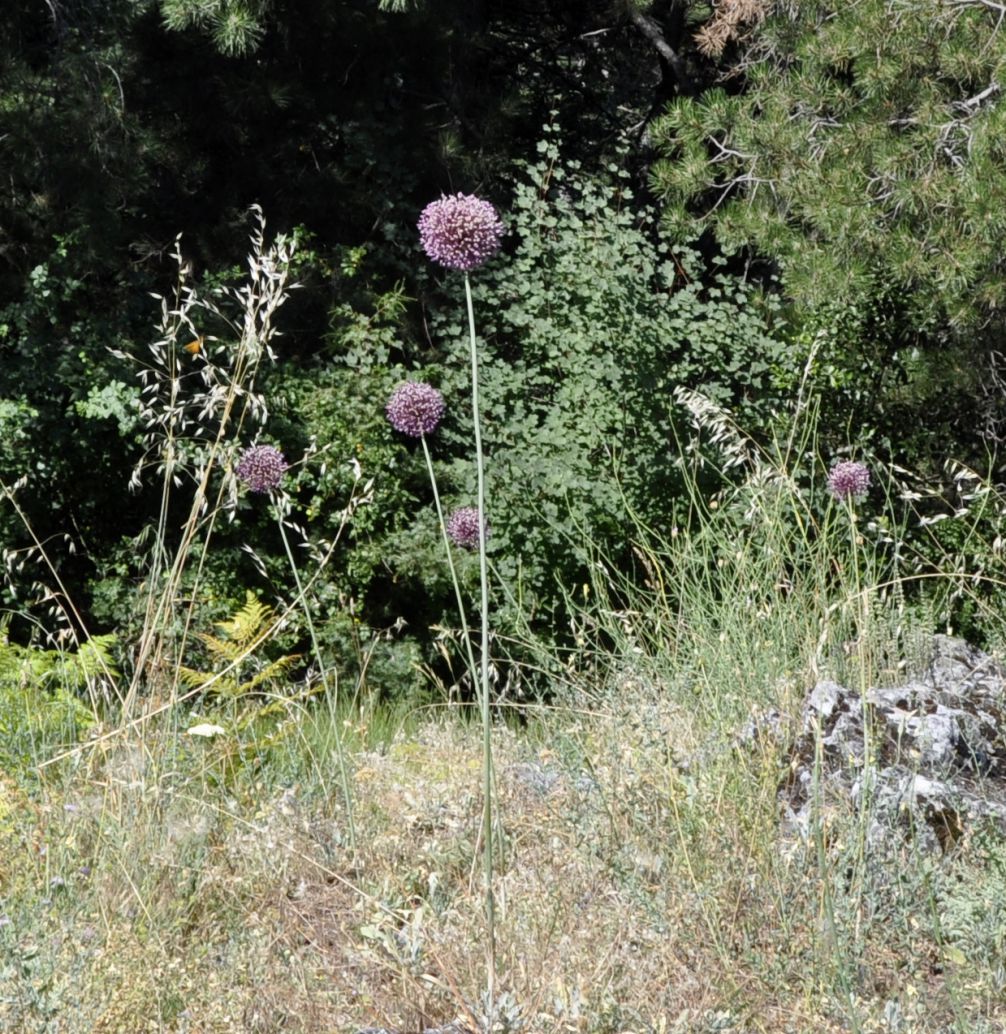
(464, 271, 496, 1024)
(845, 496, 872, 972)
(420, 436, 480, 690)
(276, 503, 357, 858)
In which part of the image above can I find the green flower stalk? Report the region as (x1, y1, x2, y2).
(418, 192, 504, 1026)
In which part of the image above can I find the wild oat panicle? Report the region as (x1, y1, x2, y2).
(446, 506, 488, 549)
(418, 194, 504, 272)
(386, 382, 446, 438)
(235, 444, 288, 494)
(827, 460, 871, 502)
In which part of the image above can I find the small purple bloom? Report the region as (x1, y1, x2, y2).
(446, 506, 489, 549)
(827, 460, 871, 502)
(235, 444, 288, 494)
(418, 194, 504, 272)
(386, 382, 446, 437)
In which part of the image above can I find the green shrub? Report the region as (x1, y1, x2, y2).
(275, 135, 803, 696)
(936, 826, 1006, 996)
(418, 135, 799, 635)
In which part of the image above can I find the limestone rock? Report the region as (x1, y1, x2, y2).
(781, 635, 1006, 853)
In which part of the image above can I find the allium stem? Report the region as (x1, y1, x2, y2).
(420, 437, 481, 690)
(275, 505, 357, 858)
(464, 271, 496, 1023)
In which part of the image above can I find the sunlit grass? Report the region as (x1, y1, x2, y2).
(5, 356, 1006, 1030)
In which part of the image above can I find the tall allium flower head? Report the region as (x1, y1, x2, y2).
(236, 444, 288, 494)
(386, 381, 446, 438)
(827, 460, 871, 502)
(446, 506, 489, 550)
(418, 194, 504, 271)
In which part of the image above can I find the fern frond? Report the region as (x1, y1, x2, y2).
(72, 634, 120, 680)
(177, 665, 220, 690)
(216, 591, 273, 647)
(196, 630, 244, 664)
(238, 653, 302, 695)
(181, 591, 296, 702)
(178, 665, 240, 697)
(0, 636, 31, 684)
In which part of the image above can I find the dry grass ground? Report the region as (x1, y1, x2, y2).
(4, 668, 1004, 1034)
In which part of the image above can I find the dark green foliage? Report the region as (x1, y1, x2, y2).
(649, 0, 1006, 462)
(8, 0, 1006, 702)
(0, 233, 147, 632)
(244, 140, 798, 691)
(651, 1, 1006, 331)
(0, 0, 715, 651)
(402, 139, 797, 634)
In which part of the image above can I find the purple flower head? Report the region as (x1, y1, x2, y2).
(386, 381, 446, 438)
(418, 194, 504, 272)
(827, 460, 871, 502)
(446, 506, 489, 550)
(235, 444, 288, 494)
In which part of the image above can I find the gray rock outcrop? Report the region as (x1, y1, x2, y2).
(781, 635, 1006, 853)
